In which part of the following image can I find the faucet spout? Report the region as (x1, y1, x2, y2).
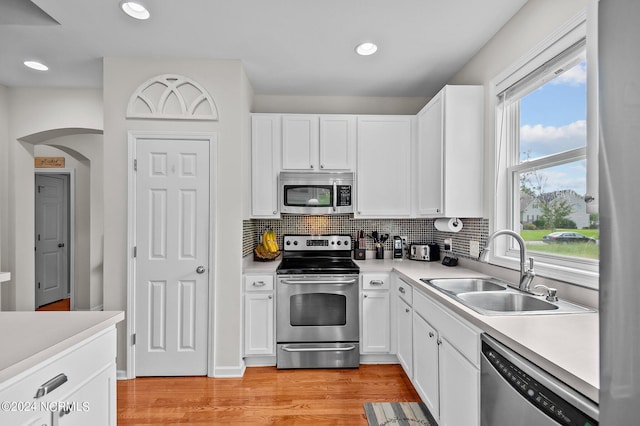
(479, 229, 535, 291)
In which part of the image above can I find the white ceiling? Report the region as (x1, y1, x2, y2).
(0, 0, 527, 97)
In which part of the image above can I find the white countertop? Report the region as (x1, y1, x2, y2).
(243, 256, 599, 403)
(0, 311, 124, 384)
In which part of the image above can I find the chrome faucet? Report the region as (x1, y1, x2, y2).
(478, 229, 536, 291)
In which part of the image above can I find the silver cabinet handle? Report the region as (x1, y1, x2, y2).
(405, 308, 410, 313)
(196, 266, 206, 274)
(281, 279, 356, 285)
(364, 294, 368, 298)
(428, 332, 435, 338)
(281, 345, 356, 352)
(268, 295, 273, 299)
(253, 281, 266, 287)
(369, 280, 384, 286)
(34, 373, 67, 399)
(399, 287, 406, 293)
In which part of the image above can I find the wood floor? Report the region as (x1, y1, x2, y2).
(117, 364, 421, 425)
(35, 297, 70, 311)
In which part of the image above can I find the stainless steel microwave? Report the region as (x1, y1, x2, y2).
(279, 171, 353, 215)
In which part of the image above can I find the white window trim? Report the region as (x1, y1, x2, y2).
(488, 8, 599, 290)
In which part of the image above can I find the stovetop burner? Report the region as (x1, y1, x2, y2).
(276, 234, 360, 275)
(277, 257, 360, 275)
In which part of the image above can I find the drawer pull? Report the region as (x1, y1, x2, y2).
(369, 280, 384, 286)
(399, 287, 406, 293)
(253, 281, 266, 287)
(34, 373, 68, 399)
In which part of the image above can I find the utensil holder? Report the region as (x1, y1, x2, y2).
(375, 244, 384, 259)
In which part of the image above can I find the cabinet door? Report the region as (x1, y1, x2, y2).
(439, 337, 480, 426)
(356, 116, 412, 217)
(412, 313, 440, 421)
(319, 116, 355, 170)
(251, 115, 280, 217)
(396, 297, 413, 377)
(282, 115, 319, 170)
(57, 365, 116, 426)
(361, 291, 390, 353)
(417, 92, 444, 215)
(244, 293, 275, 355)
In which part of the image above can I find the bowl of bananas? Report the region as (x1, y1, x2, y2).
(254, 228, 281, 261)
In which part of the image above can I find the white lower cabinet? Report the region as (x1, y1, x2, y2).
(412, 312, 440, 419)
(361, 273, 391, 354)
(0, 328, 117, 426)
(243, 274, 275, 356)
(392, 273, 481, 426)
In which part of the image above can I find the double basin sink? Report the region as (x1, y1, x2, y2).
(419, 277, 594, 315)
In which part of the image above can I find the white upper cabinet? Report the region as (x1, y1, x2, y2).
(319, 116, 356, 170)
(356, 116, 413, 217)
(416, 85, 484, 217)
(251, 114, 281, 218)
(282, 115, 355, 171)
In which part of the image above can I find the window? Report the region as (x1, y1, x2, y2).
(492, 12, 598, 288)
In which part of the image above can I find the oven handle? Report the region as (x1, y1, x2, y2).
(281, 345, 357, 352)
(280, 278, 357, 285)
(333, 181, 337, 212)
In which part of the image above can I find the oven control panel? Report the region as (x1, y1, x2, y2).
(283, 235, 352, 251)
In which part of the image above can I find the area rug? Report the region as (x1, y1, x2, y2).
(363, 402, 437, 426)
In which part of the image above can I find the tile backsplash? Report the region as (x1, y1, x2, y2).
(243, 216, 489, 260)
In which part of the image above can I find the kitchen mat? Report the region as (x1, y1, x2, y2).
(363, 402, 436, 426)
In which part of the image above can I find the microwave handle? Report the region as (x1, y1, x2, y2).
(333, 181, 337, 212)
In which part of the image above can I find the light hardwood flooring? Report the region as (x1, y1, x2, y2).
(117, 364, 421, 425)
(35, 297, 70, 311)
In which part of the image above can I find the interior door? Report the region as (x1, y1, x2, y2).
(35, 174, 69, 308)
(135, 137, 210, 376)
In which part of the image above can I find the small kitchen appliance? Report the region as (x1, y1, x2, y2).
(279, 172, 353, 215)
(393, 236, 403, 259)
(409, 243, 440, 261)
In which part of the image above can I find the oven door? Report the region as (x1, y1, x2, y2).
(276, 275, 359, 343)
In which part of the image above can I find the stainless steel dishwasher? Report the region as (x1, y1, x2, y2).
(481, 334, 598, 426)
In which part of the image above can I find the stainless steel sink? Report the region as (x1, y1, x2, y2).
(457, 292, 558, 313)
(422, 278, 507, 295)
(419, 277, 595, 315)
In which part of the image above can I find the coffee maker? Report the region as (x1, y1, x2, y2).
(393, 236, 403, 259)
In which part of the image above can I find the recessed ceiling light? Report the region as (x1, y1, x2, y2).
(355, 42, 378, 56)
(24, 61, 49, 71)
(120, 1, 150, 20)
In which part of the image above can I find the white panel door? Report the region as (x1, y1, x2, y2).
(135, 138, 209, 376)
(412, 313, 440, 421)
(35, 174, 69, 308)
(439, 337, 480, 426)
(417, 93, 444, 215)
(396, 297, 413, 377)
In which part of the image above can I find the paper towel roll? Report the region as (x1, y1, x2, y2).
(434, 218, 463, 232)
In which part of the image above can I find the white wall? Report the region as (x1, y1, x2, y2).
(253, 94, 428, 115)
(5, 88, 103, 311)
(102, 58, 251, 374)
(0, 85, 8, 309)
(447, 0, 588, 221)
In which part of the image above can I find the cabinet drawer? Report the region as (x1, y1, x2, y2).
(244, 274, 274, 291)
(413, 291, 481, 367)
(396, 278, 413, 305)
(362, 273, 390, 290)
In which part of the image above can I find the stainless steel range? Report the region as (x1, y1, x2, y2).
(276, 234, 360, 369)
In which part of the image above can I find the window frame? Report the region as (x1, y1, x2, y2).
(488, 9, 599, 289)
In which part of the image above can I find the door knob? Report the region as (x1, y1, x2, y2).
(58, 243, 65, 248)
(196, 266, 206, 274)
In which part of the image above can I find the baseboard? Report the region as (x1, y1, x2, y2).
(360, 354, 400, 364)
(117, 369, 129, 380)
(212, 362, 246, 378)
(244, 355, 277, 367)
